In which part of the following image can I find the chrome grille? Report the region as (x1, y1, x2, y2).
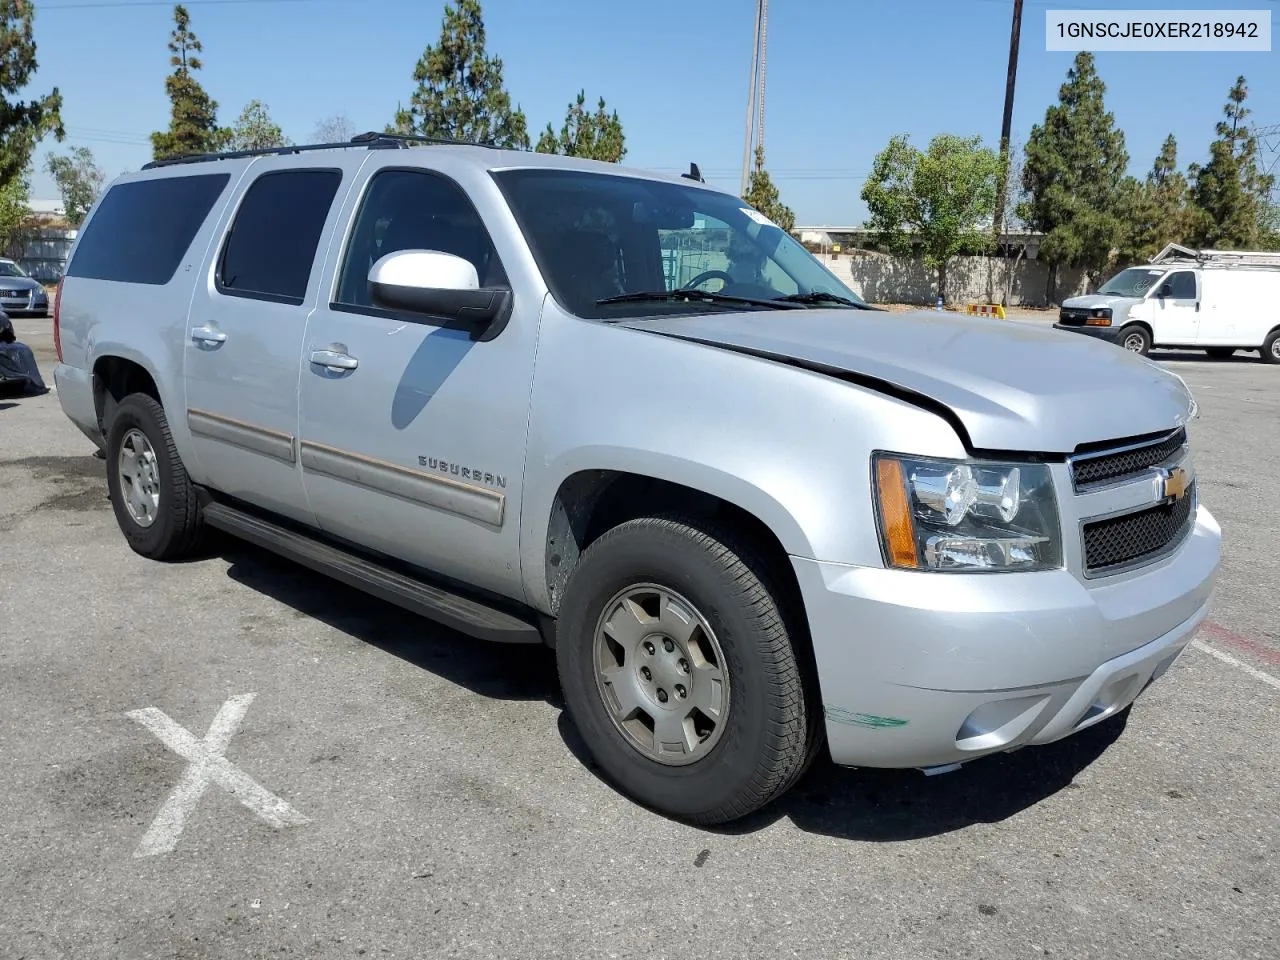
(1082, 482, 1195, 576)
(1070, 427, 1186, 489)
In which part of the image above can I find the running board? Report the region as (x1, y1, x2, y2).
(202, 502, 544, 645)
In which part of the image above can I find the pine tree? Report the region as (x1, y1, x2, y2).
(392, 0, 529, 149)
(1116, 134, 1191, 264)
(0, 1, 64, 189)
(534, 90, 625, 162)
(1021, 52, 1129, 291)
(150, 4, 227, 161)
(743, 145, 795, 233)
(1186, 75, 1275, 248)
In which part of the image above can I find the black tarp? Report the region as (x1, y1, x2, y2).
(0, 311, 48, 396)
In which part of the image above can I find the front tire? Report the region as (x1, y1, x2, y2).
(555, 514, 821, 825)
(105, 392, 206, 561)
(1117, 324, 1151, 355)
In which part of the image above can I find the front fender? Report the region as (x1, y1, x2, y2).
(517, 304, 967, 612)
(520, 444, 816, 611)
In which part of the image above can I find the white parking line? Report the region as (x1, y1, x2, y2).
(126, 692, 311, 857)
(1191, 639, 1280, 693)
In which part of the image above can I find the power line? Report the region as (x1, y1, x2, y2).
(41, 0, 341, 10)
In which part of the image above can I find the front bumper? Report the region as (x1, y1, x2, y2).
(1053, 322, 1118, 342)
(0, 289, 50, 315)
(793, 504, 1221, 770)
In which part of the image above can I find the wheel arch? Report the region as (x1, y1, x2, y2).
(532, 462, 814, 647)
(1117, 321, 1155, 351)
(92, 352, 165, 439)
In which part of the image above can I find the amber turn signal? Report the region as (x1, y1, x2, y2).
(875, 457, 920, 569)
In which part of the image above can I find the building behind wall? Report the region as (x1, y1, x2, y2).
(2, 198, 78, 285)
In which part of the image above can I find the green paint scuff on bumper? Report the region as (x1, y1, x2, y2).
(825, 706, 909, 729)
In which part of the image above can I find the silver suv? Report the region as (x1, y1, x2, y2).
(51, 133, 1222, 824)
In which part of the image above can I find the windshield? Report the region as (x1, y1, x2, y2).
(0, 261, 27, 278)
(1097, 267, 1166, 298)
(491, 167, 868, 319)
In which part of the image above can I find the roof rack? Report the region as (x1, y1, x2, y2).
(141, 130, 498, 170)
(1150, 241, 1280, 268)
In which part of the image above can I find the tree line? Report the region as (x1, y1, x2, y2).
(861, 52, 1277, 303)
(0, 0, 797, 245)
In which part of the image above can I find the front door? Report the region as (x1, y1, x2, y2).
(297, 159, 541, 602)
(184, 161, 352, 526)
(1150, 269, 1200, 345)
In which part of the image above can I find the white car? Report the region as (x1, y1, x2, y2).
(1054, 243, 1280, 362)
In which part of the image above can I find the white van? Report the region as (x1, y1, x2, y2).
(1053, 243, 1280, 362)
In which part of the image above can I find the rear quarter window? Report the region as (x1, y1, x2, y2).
(66, 173, 231, 285)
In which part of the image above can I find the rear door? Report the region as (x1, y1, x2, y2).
(1149, 269, 1200, 345)
(183, 158, 354, 526)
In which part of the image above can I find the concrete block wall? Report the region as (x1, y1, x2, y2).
(817, 251, 1092, 307)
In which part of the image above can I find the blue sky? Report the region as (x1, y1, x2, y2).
(26, 0, 1280, 225)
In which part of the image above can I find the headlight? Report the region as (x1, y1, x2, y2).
(872, 453, 1063, 572)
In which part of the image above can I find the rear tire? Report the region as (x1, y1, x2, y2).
(1117, 324, 1151, 356)
(1262, 329, 1280, 365)
(555, 514, 821, 825)
(105, 392, 207, 561)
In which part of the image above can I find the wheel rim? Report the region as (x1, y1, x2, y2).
(1271, 339, 1280, 361)
(1123, 332, 1145, 352)
(117, 427, 161, 527)
(592, 583, 730, 767)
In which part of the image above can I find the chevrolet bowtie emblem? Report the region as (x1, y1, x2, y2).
(1159, 465, 1191, 501)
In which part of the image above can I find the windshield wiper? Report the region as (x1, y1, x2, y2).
(773, 291, 871, 309)
(596, 289, 803, 310)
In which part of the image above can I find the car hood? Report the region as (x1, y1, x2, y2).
(616, 308, 1195, 453)
(0, 276, 41, 290)
(1062, 293, 1143, 311)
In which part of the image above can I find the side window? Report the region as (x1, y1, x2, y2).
(334, 168, 506, 310)
(66, 173, 230, 285)
(217, 168, 343, 304)
(1165, 271, 1197, 300)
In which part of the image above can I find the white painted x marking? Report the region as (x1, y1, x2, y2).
(126, 692, 310, 858)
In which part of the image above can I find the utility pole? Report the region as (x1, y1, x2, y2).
(992, 0, 1024, 239)
(740, 0, 767, 197)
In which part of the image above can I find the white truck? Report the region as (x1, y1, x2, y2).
(1054, 243, 1280, 361)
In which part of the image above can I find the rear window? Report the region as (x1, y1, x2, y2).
(66, 173, 230, 285)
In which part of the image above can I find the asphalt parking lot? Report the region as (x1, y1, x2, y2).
(2, 316, 1277, 960)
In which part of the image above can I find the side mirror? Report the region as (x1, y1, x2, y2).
(368, 249, 511, 330)
(1157, 283, 1173, 299)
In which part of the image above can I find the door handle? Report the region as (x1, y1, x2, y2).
(191, 325, 227, 344)
(310, 349, 358, 371)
